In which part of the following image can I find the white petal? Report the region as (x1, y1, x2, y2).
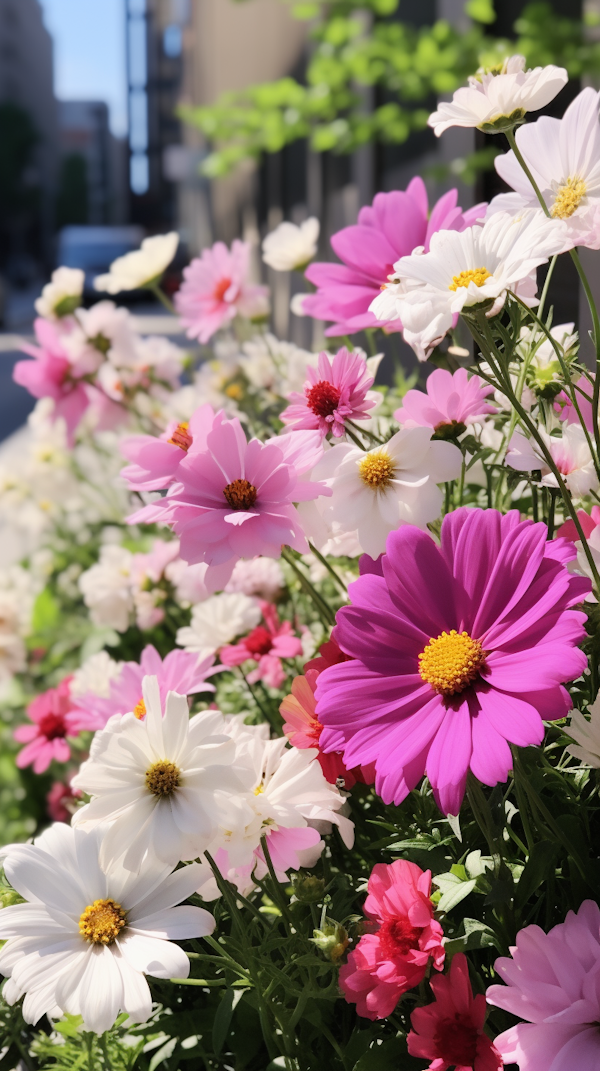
(118, 932, 190, 979)
(130, 905, 215, 940)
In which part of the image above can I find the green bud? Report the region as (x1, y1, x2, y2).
(478, 108, 526, 135)
(0, 888, 24, 908)
(293, 874, 326, 903)
(311, 920, 349, 963)
(53, 295, 81, 318)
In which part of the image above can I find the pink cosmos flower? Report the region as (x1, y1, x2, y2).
(71, 644, 220, 731)
(557, 506, 600, 543)
(120, 404, 220, 492)
(14, 677, 84, 773)
(408, 953, 502, 1070)
(487, 900, 600, 1070)
(316, 507, 590, 815)
(175, 239, 269, 344)
(303, 178, 486, 337)
(554, 373, 594, 428)
(280, 347, 377, 438)
(340, 860, 445, 1020)
(128, 416, 329, 588)
(221, 601, 302, 688)
(13, 319, 92, 444)
(394, 368, 496, 434)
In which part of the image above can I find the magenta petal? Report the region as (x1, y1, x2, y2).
(426, 700, 471, 814)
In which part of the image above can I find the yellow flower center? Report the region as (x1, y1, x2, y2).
(551, 177, 587, 219)
(133, 698, 146, 720)
(358, 450, 395, 489)
(254, 782, 265, 796)
(145, 760, 181, 797)
(418, 630, 486, 696)
(79, 898, 126, 945)
(167, 421, 192, 451)
(449, 268, 492, 292)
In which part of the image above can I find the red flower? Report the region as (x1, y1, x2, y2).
(408, 953, 502, 1070)
(220, 601, 303, 688)
(46, 779, 81, 822)
(14, 677, 83, 774)
(340, 860, 445, 1020)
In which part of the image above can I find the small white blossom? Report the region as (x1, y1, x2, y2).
(225, 557, 285, 601)
(79, 545, 135, 633)
(94, 232, 179, 294)
(70, 651, 123, 700)
(262, 218, 320, 271)
(428, 55, 568, 137)
(176, 592, 262, 656)
(566, 696, 600, 767)
(34, 266, 84, 319)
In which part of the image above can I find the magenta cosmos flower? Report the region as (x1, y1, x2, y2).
(394, 368, 496, 435)
(340, 859, 445, 1020)
(303, 178, 486, 336)
(220, 600, 302, 688)
(120, 404, 219, 491)
(13, 319, 92, 444)
(280, 347, 377, 438)
(129, 417, 328, 588)
(315, 507, 590, 815)
(71, 644, 219, 731)
(487, 900, 600, 1070)
(175, 239, 269, 344)
(14, 677, 83, 773)
(409, 953, 502, 1071)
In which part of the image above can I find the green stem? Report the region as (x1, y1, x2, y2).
(149, 282, 176, 313)
(308, 541, 348, 592)
(281, 547, 336, 627)
(505, 129, 550, 216)
(569, 248, 600, 465)
(260, 835, 295, 931)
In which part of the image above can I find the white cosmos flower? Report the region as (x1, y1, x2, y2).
(262, 218, 320, 271)
(94, 232, 179, 294)
(566, 695, 600, 766)
(79, 545, 135, 633)
(35, 267, 84, 319)
(491, 88, 600, 249)
(428, 55, 568, 137)
(176, 592, 261, 656)
(370, 211, 567, 362)
(304, 428, 462, 559)
(0, 823, 213, 1034)
(71, 675, 242, 871)
(506, 425, 599, 497)
(70, 651, 123, 699)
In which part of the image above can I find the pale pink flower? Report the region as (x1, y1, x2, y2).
(394, 368, 496, 434)
(128, 416, 329, 587)
(14, 677, 83, 773)
(130, 539, 182, 629)
(120, 404, 219, 492)
(221, 601, 302, 688)
(13, 320, 92, 445)
(280, 347, 377, 438)
(224, 557, 285, 601)
(70, 644, 220, 731)
(487, 900, 600, 1070)
(506, 425, 599, 496)
(175, 239, 270, 344)
(46, 778, 81, 822)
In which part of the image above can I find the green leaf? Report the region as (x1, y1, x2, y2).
(515, 840, 558, 909)
(465, 0, 496, 23)
(31, 587, 59, 635)
(434, 873, 478, 912)
(443, 918, 501, 954)
(212, 987, 243, 1055)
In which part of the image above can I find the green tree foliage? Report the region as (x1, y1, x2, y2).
(180, 0, 600, 177)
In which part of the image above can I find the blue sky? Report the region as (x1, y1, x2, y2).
(38, 0, 128, 136)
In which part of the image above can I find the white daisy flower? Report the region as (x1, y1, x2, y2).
(428, 55, 568, 137)
(262, 218, 320, 271)
(176, 591, 262, 656)
(94, 232, 179, 294)
(71, 675, 242, 871)
(506, 424, 599, 497)
(0, 823, 213, 1034)
(305, 428, 462, 559)
(566, 695, 600, 766)
(492, 87, 600, 249)
(35, 267, 84, 319)
(370, 211, 566, 362)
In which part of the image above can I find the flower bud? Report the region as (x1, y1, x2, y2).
(311, 920, 349, 963)
(292, 874, 326, 903)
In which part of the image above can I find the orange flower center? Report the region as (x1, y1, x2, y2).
(79, 898, 126, 945)
(223, 478, 257, 510)
(418, 630, 485, 696)
(133, 698, 146, 720)
(167, 421, 193, 451)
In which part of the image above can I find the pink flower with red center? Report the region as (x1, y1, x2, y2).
(128, 416, 329, 588)
(71, 644, 220, 731)
(316, 508, 590, 816)
(394, 368, 496, 435)
(487, 900, 600, 1070)
(280, 347, 377, 438)
(221, 601, 302, 688)
(408, 953, 502, 1070)
(340, 859, 445, 1020)
(175, 239, 270, 344)
(13, 319, 92, 445)
(558, 506, 600, 543)
(303, 178, 485, 337)
(120, 404, 219, 491)
(14, 678, 83, 773)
